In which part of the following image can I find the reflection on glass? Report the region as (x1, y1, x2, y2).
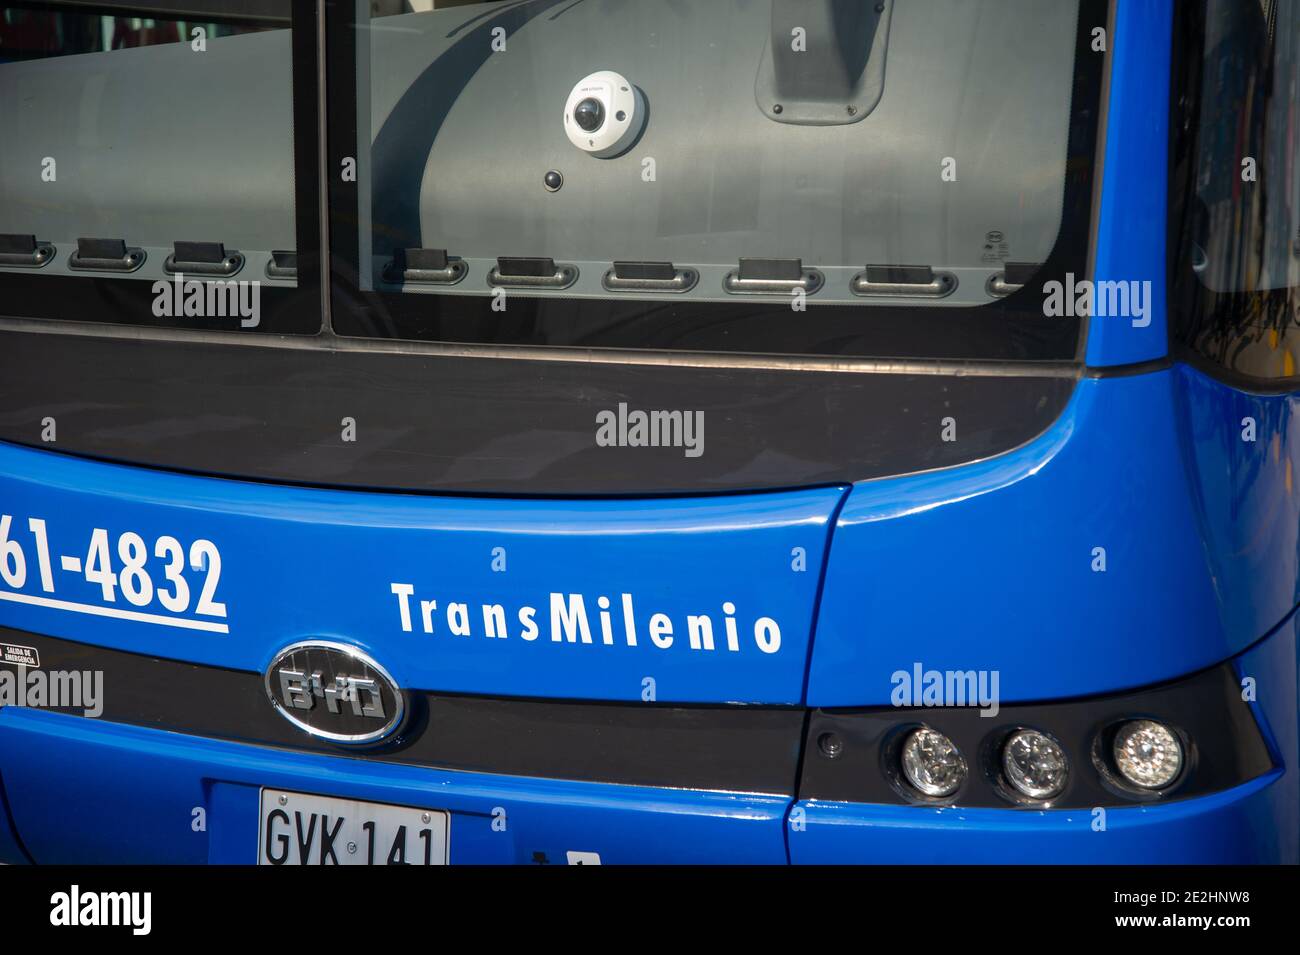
(0, 3, 298, 289)
(356, 0, 1083, 308)
(1174, 0, 1299, 380)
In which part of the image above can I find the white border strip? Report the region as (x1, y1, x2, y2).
(0, 590, 229, 634)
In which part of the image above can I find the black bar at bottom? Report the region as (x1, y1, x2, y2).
(0, 626, 802, 796)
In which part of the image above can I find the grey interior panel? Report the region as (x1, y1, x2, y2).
(363, 0, 1079, 303)
(0, 27, 296, 279)
(0, 0, 1079, 306)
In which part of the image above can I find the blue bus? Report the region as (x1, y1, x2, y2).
(0, 0, 1295, 865)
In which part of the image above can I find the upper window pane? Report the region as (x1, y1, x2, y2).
(0, 1, 302, 319)
(1171, 0, 1299, 381)
(1185, 0, 1297, 295)
(357, 0, 1083, 309)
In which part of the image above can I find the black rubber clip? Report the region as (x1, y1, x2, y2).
(489, 256, 577, 289)
(723, 257, 823, 295)
(987, 261, 1041, 297)
(164, 241, 244, 277)
(383, 247, 467, 285)
(603, 260, 698, 293)
(68, 237, 145, 273)
(265, 250, 297, 280)
(852, 264, 956, 298)
(0, 233, 55, 269)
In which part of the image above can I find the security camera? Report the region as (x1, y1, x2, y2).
(563, 70, 646, 158)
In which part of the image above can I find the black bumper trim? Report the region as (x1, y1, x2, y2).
(3, 626, 1271, 809)
(0, 628, 803, 796)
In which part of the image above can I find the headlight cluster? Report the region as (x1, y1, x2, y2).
(893, 720, 1183, 803)
(798, 664, 1266, 810)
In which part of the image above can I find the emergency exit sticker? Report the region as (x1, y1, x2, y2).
(2, 643, 39, 668)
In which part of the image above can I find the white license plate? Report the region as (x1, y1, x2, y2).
(258, 790, 449, 865)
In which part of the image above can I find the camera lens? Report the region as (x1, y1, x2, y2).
(574, 97, 604, 132)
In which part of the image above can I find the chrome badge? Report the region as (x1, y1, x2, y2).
(264, 641, 404, 744)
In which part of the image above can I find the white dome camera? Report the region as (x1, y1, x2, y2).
(563, 70, 646, 158)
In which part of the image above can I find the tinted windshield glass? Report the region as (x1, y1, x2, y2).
(334, 0, 1104, 360)
(0, 2, 301, 312)
(1171, 0, 1299, 382)
(360, 0, 1078, 306)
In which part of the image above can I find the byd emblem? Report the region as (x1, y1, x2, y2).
(264, 641, 404, 744)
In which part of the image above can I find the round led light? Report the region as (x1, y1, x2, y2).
(1002, 729, 1069, 799)
(1113, 719, 1183, 789)
(900, 727, 967, 797)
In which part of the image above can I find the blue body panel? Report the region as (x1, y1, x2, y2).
(789, 777, 1285, 864)
(1085, 0, 1172, 367)
(0, 769, 27, 863)
(0, 709, 790, 864)
(1176, 370, 1300, 643)
(807, 366, 1300, 706)
(0, 441, 843, 705)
